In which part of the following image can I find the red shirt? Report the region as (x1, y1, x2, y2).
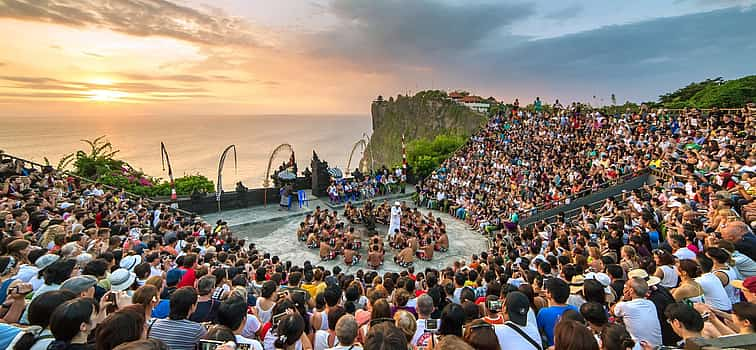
(177, 266, 196, 288)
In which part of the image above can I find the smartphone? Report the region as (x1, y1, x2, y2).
(272, 312, 287, 328)
(486, 300, 502, 312)
(425, 319, 439, 332)
(198, 340, 225, 350)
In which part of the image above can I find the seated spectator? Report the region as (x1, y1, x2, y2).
(48, 298, 99, 350)
(147, 287, 206, 350)
(537, 278, 577, 346)
(612, 277, 662, 347)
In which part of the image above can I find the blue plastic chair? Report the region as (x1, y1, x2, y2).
(298, 190, 310, 208)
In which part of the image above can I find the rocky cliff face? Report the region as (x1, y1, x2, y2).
(362, 91, 487, 170)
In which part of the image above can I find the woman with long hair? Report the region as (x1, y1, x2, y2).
(653, 250, 679, 289)
(672, 259, 705, 304)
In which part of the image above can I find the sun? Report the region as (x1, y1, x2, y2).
(87, 89, 127, 102)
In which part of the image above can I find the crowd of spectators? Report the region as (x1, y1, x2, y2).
(0, 100, 755, 350)
(327, 167, 407, 204)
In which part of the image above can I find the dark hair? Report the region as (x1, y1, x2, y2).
(696, 254, 714, 273)
(439, 303, 465, 337)
(664, 303, 704, 332)
(203, 325, 235, 342)
(582, 280, 606, 306)
(44, 259, 77, 285)
(462, 301, 480, 323)
(580, 302, 608, 327)
(169, 287, 198, 320)
(463, 319, 500, 350)
(545, 278, 570, 304)
(274, 313, 305, 349)
(49, 298, 97, 346)
(364, 322, 407, 350)
(112, 339, 168, 350)
(733, 302, 756, 333)
(14, 290, 78, 350)
(606, 264, 623, 279)
(261, 280, 277, 298)
(677, 259, 700, 278)
(83, 259, 108, 278)
(554, 320, 599, 350)
(600, 324, 636, 350)
(324, 285, 341, 307)
(217, 296, 247, 331)
(95, 307, 146, 350)
(327, 306, 346, 331)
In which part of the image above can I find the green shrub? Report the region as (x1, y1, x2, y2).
(407, 134, 466, 178)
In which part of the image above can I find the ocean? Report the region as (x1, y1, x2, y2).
(0, 114, 372, 189)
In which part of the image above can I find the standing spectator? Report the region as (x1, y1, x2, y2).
(495, 291, 542, 350)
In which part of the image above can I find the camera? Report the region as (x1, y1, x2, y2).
(198, 340, 228, 350)
(425, 319, 439, 332)
(272, 312, 287, 328)
(486, 300, 502, 312)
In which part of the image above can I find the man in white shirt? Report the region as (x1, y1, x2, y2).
(328, 314, 363, 350)
(494, 291, 542, 350)
(411, 295, 434, 346)
(612, 277, 663, 347)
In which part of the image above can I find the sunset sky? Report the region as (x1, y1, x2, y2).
(0, 0, 754, 116)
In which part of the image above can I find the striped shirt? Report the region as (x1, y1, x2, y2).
(149, 318, 207, 350)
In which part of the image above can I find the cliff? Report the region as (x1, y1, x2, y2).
(362, 90, 488, 170)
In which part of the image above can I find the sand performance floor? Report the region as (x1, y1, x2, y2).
(231, 210, 489, 273)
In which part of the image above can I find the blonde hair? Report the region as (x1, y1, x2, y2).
(393, 310, 417, 342)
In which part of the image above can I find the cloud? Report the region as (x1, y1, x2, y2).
(0, 74, 212, 102)
(306, 0, 534, 66)
(119, 73, 247, 84)
(82, 51, 104, 58)
(543, 4, 583, 20)
(0, 0, 262, 46)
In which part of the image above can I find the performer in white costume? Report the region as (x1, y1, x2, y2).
(388, 201, 402, 240)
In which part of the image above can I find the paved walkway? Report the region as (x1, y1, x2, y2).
(225, 201, 489, 273)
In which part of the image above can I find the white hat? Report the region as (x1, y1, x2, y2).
(394, 201, 400, 206)
(119, 255, 142, 272)
(109, 268, 136, 292)
(585, 272, 613, 294)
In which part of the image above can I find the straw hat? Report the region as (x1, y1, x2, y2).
(569, 275, 585, 294)
(627, 269, 661, 287)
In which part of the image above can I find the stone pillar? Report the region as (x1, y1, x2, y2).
(311, 151, 330, 197)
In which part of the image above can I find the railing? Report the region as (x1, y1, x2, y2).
(517, 168, 651, 221)
(0, 152, 195, 216)
(518, 171, 653, 226)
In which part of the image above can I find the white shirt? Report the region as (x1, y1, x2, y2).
(494, 320, 542, 350)
(613, 298, 662, 347)
(696, 272, 733, 311)
(234, 335, 262, 350)
(673, 247, 697, 261)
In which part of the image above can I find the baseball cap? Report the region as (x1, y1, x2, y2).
(61, 275, 98, 295)
(505, 291, 530, 327)
(732, 277, 756, 294)
(166, 268, 183, 286)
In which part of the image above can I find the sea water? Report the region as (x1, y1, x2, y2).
(0, 114, 371, 189)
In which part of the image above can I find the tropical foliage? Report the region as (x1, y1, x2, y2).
(407, 134, 466, 178)
(654, 75, 756, 109)
(59, 136, 214, 197)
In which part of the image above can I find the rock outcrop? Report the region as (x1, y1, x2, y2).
(363, 91, 487, 169)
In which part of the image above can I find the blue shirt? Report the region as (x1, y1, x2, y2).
(0, 323, 22, 349)
(537, 305, 578, 346)
(152, 299, 171, 318)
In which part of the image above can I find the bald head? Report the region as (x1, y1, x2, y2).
(722, 221, 749, 242)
